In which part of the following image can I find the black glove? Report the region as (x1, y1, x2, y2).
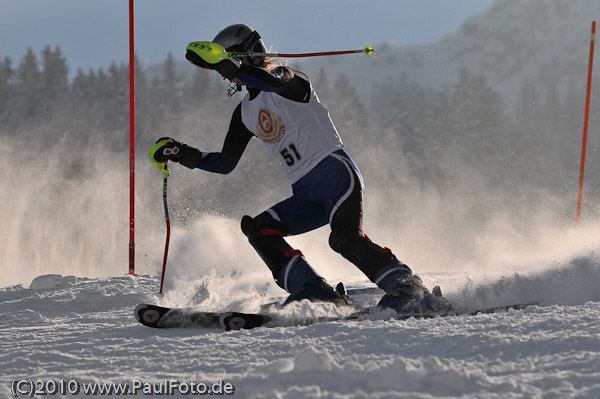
(153, 137, 182, 163)
(153, 137, 203, 169)
(185, 49, 212, 69)
(185, 49, 241, 80)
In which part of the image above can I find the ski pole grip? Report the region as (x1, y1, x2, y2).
(149, 140, 171, 178)
(186, 41, 230, 64)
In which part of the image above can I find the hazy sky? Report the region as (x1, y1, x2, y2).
(1, 0, 494, 75)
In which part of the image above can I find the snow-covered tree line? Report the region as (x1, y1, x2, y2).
(1, 46, 596, 225)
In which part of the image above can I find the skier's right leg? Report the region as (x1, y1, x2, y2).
(240, 210, 344, 304)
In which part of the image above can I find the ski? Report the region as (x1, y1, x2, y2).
(134, 301, 534, 331)
(349, 302, 534, 321)
(134, 304, 271, 331)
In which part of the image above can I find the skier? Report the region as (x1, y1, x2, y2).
(152, 23, 445, 312)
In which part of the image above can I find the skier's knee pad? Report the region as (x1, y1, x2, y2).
(329, 230, 396, 280)
(329, 229, 376, 256)
(241, 212, 288, 238)
(240, 215, 257, 237)
(241, 212, 297, 281)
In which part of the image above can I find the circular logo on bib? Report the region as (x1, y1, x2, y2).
(256, 107, 286, 143)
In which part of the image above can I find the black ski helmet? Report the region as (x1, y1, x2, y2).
(213, 24, 266, 67)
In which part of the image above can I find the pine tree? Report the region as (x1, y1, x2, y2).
(40, 45, 69, 115)
(105, 61, 129, 135)
(161, 52, 180, 113)
(71, 68, 94, 108)
(66, 68, 102, 146)
(13, 48, 42, 126)
(0, 56, 14, 130)
(328, 73, 369, 142)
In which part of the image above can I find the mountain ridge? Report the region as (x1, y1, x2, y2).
(292, 0, 598, 105)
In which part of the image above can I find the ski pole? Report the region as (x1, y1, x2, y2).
(149, 140, 172, 296)
(186, 41, 374, 64)
(157, 175, 170, 296)
(230, 47, 375, 59)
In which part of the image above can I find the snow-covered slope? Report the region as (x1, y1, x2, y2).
(2, 253, 600, 398)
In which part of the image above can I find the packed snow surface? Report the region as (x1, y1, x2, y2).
(2, 255, 600, 398)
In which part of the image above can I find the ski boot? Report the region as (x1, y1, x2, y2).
(283, 278, 354, 307)
(377, 275, 453, 314)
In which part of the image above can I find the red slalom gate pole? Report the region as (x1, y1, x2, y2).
(576, 21, 596, 227)
(129, 0, 136, 274)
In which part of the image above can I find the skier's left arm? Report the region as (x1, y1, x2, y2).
(196, 103, 254, 174)
(186, 52, 308, 101)
(151, 106, 253, 174)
